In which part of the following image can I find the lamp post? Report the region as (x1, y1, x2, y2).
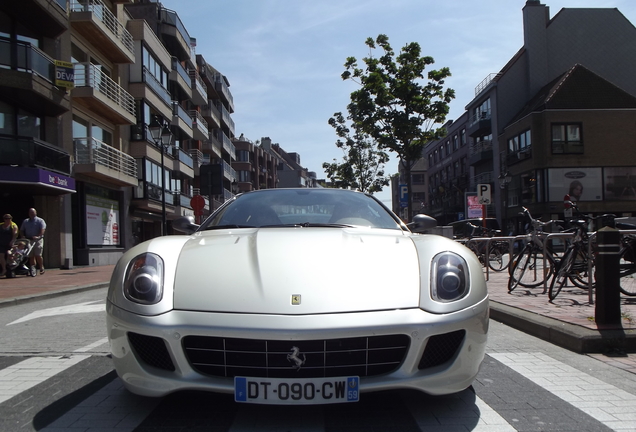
(498, 171, 512, 229)
(148, 117, 173, 236)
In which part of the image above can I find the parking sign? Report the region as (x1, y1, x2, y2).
(477, 184, 491, 205)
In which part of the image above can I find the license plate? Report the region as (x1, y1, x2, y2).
(234, 376, 359, 405)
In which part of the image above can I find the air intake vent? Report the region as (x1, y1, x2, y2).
(418, 330, 465, 370)
(128, 332, 175, 371)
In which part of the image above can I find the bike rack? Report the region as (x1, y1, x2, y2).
(457, 236, 517, 281)
(542, 233, 574, 294)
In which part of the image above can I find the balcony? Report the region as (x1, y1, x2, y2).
(0, 38, 70, 116)
(221, 160, 236, 182)
(72, 63, 136, 125)
(217, 130, 236, 160)
(467, 110, 492, 138)
(173, 192, 194, 218)
(133, 182, 176, 214)
(188, 148, 204, 176)
(201, 136, 222, 159)
(468, 139, 494, 165)
(189, 70, 207, 106)
(70, 0, 135, 64)
(170, 146, 194, 178)
(169, 57, 192, 100)
(0, 0, 68, 39)
(201, 101, 221, 128)
(73, 138, 137, 186)
(470, 171, 495, 189)
(171, 102, 193, 139)
(216, 101, 235, 136)
(0, 136, 71, 176)
(159, 7, 191, 62)
(190, 110, 209, 141)
(215, 75, 234, 113)
(129, 67, 172, 119)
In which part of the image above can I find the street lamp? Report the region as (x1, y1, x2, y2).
(148, 117, 173, 236)
(498, 171, 512, 190)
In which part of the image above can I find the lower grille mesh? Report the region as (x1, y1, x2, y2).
(182, 335, 410, 379)
(418, 330, 465, 370)
(128, 332, 175, 371)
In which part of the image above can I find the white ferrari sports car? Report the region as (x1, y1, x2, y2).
(106, 188, 488, 404)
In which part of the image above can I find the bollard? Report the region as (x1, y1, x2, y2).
(595, 227, 622, 326)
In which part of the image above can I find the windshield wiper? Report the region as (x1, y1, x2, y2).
(202, 224, 256, 231)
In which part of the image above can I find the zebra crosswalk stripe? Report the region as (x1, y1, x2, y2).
(0, 355, 89, 404)
(490, 352, 636, 431)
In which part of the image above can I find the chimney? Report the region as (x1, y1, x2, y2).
(522, 1, 550, 97)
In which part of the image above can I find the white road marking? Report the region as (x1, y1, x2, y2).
(73, 337, 109, 353)
(0, 356, 89, 404)
(7, 301, 105, 325)
(490, 352, 636, 431)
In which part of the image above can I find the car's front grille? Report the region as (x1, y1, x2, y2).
(182, 335, 410, 379)
(128, 332, 175, 371)
(417, 330, 465, 370)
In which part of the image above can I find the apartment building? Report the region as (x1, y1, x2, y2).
(412, 1, 636, 231)
(0, 0, 74, 269)
(232, 135, 278, 193)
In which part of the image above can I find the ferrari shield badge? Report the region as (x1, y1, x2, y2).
(291, 294, 301, 305)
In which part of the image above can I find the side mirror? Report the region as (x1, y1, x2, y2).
(172, 216, 199, 234)
(407, 214, 438, 233)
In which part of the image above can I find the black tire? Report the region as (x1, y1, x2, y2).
(508, 246, 531, 291)
(568, 249, 594, 290)
(549, 246, 577, 301)
(488, 241, 508, 272)
(619, 244, 636, 296)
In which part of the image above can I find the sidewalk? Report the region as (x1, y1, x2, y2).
(0, 264, 635, 371)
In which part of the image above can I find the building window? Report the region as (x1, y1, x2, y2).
(445, 141, 450, 156)
(412, 174, 425, 184)
(452, 134, 458, 151)
(508, 129, 531, 153)
(552, 124, 582, 154)
(460, 129, 466, 146)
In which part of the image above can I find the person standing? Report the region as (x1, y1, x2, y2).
(0, 214, 18, 276)
(20, 208, 46, 276)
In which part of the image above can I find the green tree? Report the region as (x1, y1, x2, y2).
(341, 34, 455, 220)
(323, 112, 390, 193)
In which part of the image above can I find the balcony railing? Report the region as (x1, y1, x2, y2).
(190, 69, 207, 97)
(221, 160, 236, 182)
(474, 73, 499, 96)
(74, 63, 136, 118)
(217, 130, 236, 160)
(70, 0, 134, 55)
(175, 192, 193, 209)
(188, 148, 204, 165)
(159, 8, 191, 47)
(74, 137, 137, 178)
(0, 38, 55, 83)
(202, 136, 222, 156)
(143, 66, 172, 106)
(172, 102, 193, 128)
(469, 139, 493, 155)
(171, 56, 190, 84)
(0, 136, 71, 175)
(470, 171, 495, 188)
(215, 75, 234, 109)
(190, 110, 209, 132)
(172, 146, 194, 169)
(216, 101, 235, 134)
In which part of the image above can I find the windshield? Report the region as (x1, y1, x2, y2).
(199, 189, 403, 230)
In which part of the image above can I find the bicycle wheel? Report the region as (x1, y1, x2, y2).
(568, 248, 594, 290)
(619, 243, 636, 296)
(509, 246, 532, 291)
(488, 241, 508, 272)
(549, 246, 577, 301)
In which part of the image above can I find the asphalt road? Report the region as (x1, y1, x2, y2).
(1, 290, 636, 431)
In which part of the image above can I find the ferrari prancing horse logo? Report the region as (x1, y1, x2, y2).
(291, 294, 301, 305)
(287, 346, 306, 370)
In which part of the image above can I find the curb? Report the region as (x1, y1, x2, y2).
(0, 282, 110, 309)
(490, 301, 636, 354)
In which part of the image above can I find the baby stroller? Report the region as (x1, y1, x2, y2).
(5, 238, 36, 278)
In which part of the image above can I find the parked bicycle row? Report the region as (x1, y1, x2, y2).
(454, 202, 636, 302)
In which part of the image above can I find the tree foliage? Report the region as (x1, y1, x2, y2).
(341, 34, 455, 219)
(323, 113, 389, 193)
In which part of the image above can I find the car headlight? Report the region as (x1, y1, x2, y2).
(123, 253, 164, 304)
(431, 252, 469, 302)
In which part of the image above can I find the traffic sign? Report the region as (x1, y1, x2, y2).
(477, 184, 491, 205)
(190, 194, 205, 215)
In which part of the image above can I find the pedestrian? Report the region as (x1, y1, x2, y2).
(0, 214, 18, 277)
(20, 208, 46, 276)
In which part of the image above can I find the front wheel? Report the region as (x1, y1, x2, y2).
(488, 241, 509, 272)
(549, 246, 577, 301)
(619, 243, 636, 296)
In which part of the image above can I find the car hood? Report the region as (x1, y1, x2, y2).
(173, 228, 421, 315)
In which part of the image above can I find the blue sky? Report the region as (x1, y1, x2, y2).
(159, 0, 636, 205)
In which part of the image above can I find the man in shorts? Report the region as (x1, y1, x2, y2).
(20, 208, 46, 276)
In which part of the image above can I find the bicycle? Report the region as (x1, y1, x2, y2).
(548, 202, 607, 301)
(508, 208, 562, 292)
(617, 221, 636, 296)
(464, 223, 510, 272)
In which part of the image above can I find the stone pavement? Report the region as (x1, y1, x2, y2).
(0, 264, 635, 373)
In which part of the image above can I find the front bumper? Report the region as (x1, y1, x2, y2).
(106, 297, 489, 399)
